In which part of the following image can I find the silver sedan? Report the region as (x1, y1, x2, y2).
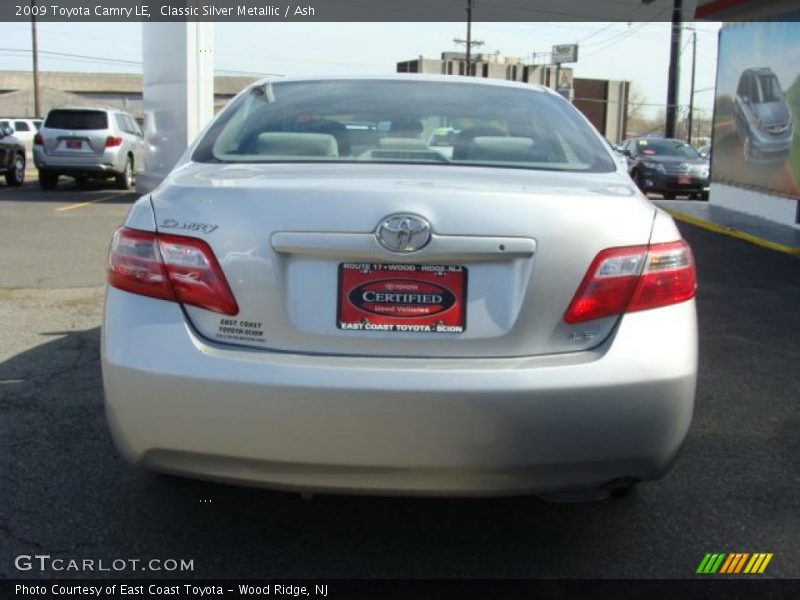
(102, 76, 697, 500)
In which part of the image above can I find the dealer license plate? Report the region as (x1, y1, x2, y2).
(66, 140, 82, 149)
(677, 175, 692, 185)
(338, 263, 467, 333)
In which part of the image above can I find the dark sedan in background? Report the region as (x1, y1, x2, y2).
(622, 137, 710, 200)
(0, 124, 26, 186)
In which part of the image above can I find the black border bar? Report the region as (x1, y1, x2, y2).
(4, 579, 800, 600)
(4, 0, 695, 23)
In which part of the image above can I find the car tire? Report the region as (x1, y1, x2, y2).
(38, 170, 58, 190)
(5, 152, 25, 186)
(632, 170, 647, 194)
(115, 156, 133, 190)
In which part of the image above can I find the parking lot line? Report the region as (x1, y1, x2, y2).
(55, 193, 120, 212)
(666, 209, 800, 256)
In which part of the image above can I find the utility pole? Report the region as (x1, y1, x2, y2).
(687, 28, 697, 145)
(453, 38, 485, 75)
(466, 0, 473, 75)
(665, 0, 682, 138)
(31, 0, 41, 117)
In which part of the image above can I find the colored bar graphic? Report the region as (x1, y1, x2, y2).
(719, 554, 736, 574)
(744, 554, 760, 574)
(710, 554, 726, 573)
(734, 553, 750, 573)
(701, 552, 773, 575)
(697, 554, 713, 573)
(758, 554, 773, 573)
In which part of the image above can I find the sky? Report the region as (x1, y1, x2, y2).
(0, 21, 722, 118)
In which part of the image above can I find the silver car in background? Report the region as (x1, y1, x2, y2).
(103, 76, 698, 500)
(34, 108, 144, 190)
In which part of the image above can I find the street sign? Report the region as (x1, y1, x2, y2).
(552, 44, 579, 64)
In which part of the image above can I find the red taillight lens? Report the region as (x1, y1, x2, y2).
(628, 240, 696, 311)
(108, 227, 239, 316)
(107, 228, 174, 301)
(564, 240, 696, 324)
(33, 133, 43, 145)
(105, 135, 123, 147)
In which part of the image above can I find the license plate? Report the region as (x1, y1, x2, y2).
(66, 140, 82, 149)
(677, 175, 692, 185)
(338, 263, 467, 333)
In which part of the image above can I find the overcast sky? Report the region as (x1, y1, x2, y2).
(0, 21, 721, 118)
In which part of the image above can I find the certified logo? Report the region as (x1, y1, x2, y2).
(348, 279, 455, 317)
(376, 214, 431, 253)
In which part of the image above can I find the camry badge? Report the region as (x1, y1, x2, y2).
(376, 214, 431, 253)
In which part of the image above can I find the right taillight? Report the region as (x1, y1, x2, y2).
(564, 240, 696, 324)
(105, 135, 123, 147)
(33, 133, 43, 145)
(108, 227, 239, 316)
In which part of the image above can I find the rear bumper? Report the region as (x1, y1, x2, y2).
(102, 288, 698, 496)
(749, 139, 793, 164)
(639, 172, 709, 196)
(33, 148, 125, 174)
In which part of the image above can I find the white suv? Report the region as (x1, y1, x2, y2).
(33, 108, 144, 190)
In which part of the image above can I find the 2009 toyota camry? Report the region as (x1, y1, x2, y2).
(102, 76, 697, 500)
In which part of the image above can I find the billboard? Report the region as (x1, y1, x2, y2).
(712, 19, 800, 199)
(552, 44, 579, 64)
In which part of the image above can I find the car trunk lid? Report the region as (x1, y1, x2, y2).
(149, 162, 656, 358)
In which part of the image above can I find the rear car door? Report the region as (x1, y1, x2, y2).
(123, 114, 145, 171)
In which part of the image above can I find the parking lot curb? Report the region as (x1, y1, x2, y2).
(665, 209, 800, 256)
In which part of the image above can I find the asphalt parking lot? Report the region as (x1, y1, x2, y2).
(1, 177, 798, 579)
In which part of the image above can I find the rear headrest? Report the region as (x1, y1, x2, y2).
(466, 136, 543, 162)
(256, 132, 338, 157)
(390, 119, 423, 135)
(377, 137, 429, 151)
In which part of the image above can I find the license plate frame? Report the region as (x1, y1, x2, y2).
(337, 263, 467, 334)
(65, 140, 82, 149)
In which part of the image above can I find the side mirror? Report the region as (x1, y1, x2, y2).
(0, 125, 12, 138)
(742, 94, 750, 104)
(622, 148, 633, 158)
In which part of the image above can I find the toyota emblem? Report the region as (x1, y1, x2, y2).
(375, 214, 431, 253)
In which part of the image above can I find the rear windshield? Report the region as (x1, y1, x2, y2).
(45, 110, 108, 130)
(756, 75, 782, 103)
(192, 79, 616, 173)
(636, 139, 700, 159)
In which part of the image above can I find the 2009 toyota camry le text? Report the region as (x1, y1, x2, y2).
(101, 76, 698, 500)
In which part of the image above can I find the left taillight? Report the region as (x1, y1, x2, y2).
(564, 239, 696, 324)
(108, 227, 239, 316)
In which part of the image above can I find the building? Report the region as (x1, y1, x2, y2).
(0, 70, 258, 120)
(397, 53, 630, 143)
